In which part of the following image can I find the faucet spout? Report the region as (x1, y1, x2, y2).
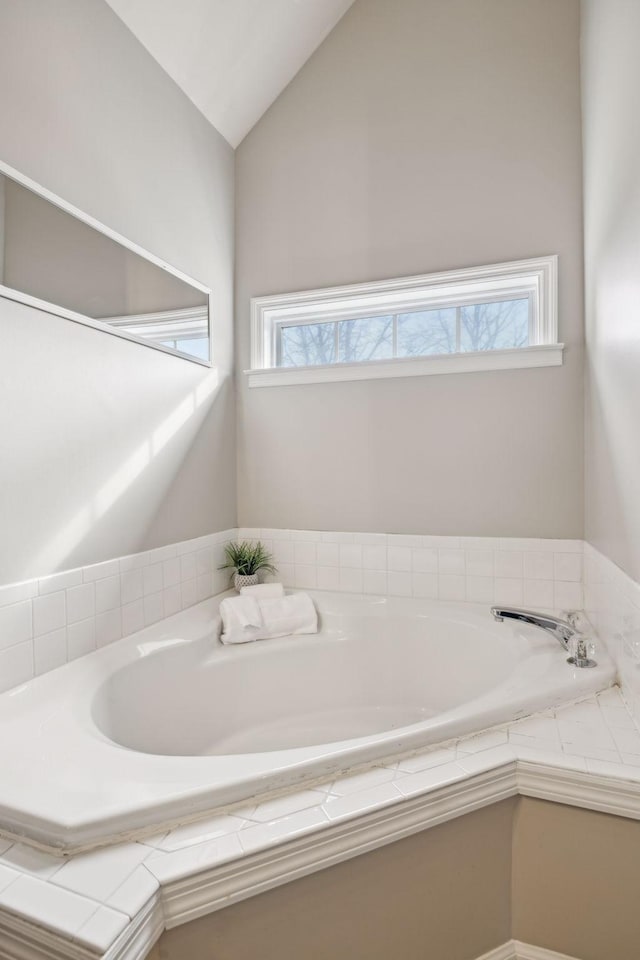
(490, 606, 576, 652)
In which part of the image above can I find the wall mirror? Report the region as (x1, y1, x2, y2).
(0, 162, 211, 365)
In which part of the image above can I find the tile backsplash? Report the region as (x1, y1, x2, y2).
(240, 528, 584, 612)
(0, 529, 237, 694)
(0, 525, 614, 696)
(584, 542, 640, 726)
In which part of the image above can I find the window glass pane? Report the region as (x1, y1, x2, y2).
(396, 308, 457, 357)
(279, 322, 336, 367)
(338, 315, 393, 362)
(176, 337, 209, 360)
(460, 298, 529, 352)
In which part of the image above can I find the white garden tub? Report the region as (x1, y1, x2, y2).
(0, 591, 615, 852)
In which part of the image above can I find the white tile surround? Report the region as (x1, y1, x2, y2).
(0, 527, 588, 694)
(1, 688, 640, 959)
(240, 527, 584, 610)
(0, 530, 236, 694)
(584, 542, 640, 727)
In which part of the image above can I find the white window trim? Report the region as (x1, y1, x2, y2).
(247, 256, 562, 387)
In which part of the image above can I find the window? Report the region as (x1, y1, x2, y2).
(248, 256, 561, 387)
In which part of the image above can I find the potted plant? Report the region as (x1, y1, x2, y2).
(220, 541, 277, 591)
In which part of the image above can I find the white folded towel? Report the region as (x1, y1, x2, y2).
(219, 596, 263, 644)
(219, 592, 318, 645)
(256, 593, 317, 639)
(239, 582, 285, 598)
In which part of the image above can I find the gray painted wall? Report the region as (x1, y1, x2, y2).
(0, 0, 235, 583)
(235, 0, 584, 538)
(582, 0, 640, 583)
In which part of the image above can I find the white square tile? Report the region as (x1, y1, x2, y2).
(494, 578, 523, 606)
(466, 576, 494, 603)
(196, 548, 214, 576)
(143, 592, 163, 626)
(0, 581, 36, 608)
(330, 767, 397, 796)
(388, 534, 422, 548)
(67, 618, 96, 660)
(248, 791, 324, 822)
(340, 544, 362, 568)
(145, 834, 243, 884)
(523, 551, 554, 581)
(95, 609, 121, 649)
(95, 576, 121, 613)
(0, 642, 34, 693)
(0, 843, 65, 879)
(107, 865, 159, 917)
(438, 549, 465, 575)
(162, 585, 182, 618)
(523, 579, 554, 608)
(323, 783, 401, 821)
(66, 583, 95, 624)
(317, 566, 340, 591)
(120, 569, 143, 604)
(294, 541, 316, 566)
(33, 592, 65, 637)
(395, 762, 466, 797)
(0, 875, 97, 937)
(75, 906, 129, 952)
(82, 559, 120, 582)
(316, 543, 339, 567)
(438, 575, 466, 601)
(180, 554, 197, 583)
(387, 571, 411, 597)
(362, 569, 387, 595)
(340, 568, 363, 593)
(466, 550, 494, 577)
(387, 547, 411, 572)
(494, 551, 523, 578)
(158, 815, 247, 852)
(239, 808, 328, 854)
(0, 600, 32, 650)
(34, 628, 67, 675)
(162, 557, 181, 588)
(0, 864, 19, 895)
(38, 570, 82, 595)
(554, 581, 583, 611)
(554, 553, 583, 583)
(411, 548, 437, 573)
(143, 563, 164, 596)
(181, 579, 197, 609)
(362, 545, 386, 570)
(412, 573, 437, 599)
(52, 842, 148, 902)
(122, 600, 145, 636)
(272, 540, 294, 564)
(295, 565, 317, 589)
(396, 747, 458, 774)
(196, 573, 214, 601)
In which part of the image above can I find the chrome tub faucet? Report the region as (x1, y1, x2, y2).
(491, 606, 596, 668)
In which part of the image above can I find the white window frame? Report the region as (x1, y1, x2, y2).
(247, 256, 562, 387)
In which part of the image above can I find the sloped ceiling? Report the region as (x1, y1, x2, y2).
(104, 0, 356, 147)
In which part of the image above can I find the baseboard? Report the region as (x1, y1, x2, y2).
(476, 942, 584, 960)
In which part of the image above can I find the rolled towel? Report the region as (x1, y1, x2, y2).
(219, 596, 263, 644)
(219, 592, 318, 644)
(240, 582, 285, 599)
(257, 592, 318, 639)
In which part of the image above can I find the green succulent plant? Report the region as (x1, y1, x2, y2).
(220, 541, 277, 578)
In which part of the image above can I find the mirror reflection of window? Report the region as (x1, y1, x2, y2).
(0, 170, 210, 365)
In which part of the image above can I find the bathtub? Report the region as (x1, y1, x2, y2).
(0, 591, 615, 852)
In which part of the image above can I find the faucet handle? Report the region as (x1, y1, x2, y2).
(567, 636, 597, 669)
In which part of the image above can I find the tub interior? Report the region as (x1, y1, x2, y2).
(92, 607, 521, 756)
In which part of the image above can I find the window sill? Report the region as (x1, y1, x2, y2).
(246, 343, 564, 388)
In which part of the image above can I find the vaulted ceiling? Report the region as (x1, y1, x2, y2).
(104, 0, 355, 147)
